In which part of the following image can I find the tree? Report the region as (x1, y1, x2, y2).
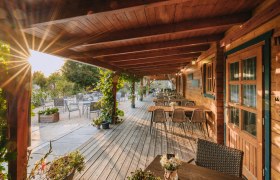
(62, 61, 100, 91)
(32, 71, 47, 90)
(47, 72, 63, 98)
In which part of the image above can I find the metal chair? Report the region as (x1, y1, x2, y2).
(89, 102, 100, 119)
(151, 109, 168, 135)
(65, 100, 81, 119)
(188, 109, 208, 137)
(189, 138, 244, 178)
(54, 98, 65, 112)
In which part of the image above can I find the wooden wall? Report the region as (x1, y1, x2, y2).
(225, 14, 280, 179)
(180, 42, 224, 144)
(176, 1, 280, 178)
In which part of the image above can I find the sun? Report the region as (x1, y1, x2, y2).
(28, 50, 65, 77)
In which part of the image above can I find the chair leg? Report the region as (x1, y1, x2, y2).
(205, 122, 209, 137)
(164, 123, 168, 140)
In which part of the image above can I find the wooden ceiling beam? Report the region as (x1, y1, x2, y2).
(71, 13, 250, 47)
(114, 53, 200, 65)
(120, 59, 191, 68)
(132, 66, 183, 72)
(127, 63, 188, 71)
(73, 34, 223, 55)
(135, 70, 179, 76)
(92, 45, 208, 62)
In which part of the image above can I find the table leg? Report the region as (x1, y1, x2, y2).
(150, 112, 153, 134)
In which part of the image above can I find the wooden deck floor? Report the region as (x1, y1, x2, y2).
(74, 96, 208, 180)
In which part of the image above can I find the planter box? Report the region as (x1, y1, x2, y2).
(39, 113, 59, 123)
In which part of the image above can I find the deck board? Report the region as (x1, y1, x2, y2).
(75, 96, 209, 179)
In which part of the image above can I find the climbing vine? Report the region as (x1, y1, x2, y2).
(0, 41, 14, 179)
(95, 69, 124, 123)
(120, 73, 141, 108)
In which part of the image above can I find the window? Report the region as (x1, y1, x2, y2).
(205, 63, 213, 93)
(227, 57, 258, 136)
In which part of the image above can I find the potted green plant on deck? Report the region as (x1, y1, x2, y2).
(28, 143, 85, 180)
(95, 69, 125, 127)
(46, 151, 85, 180)
(92, 117, 103, 129)
(38, 107, 59, 123)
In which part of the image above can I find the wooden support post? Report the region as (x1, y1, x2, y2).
(215, 42, 225, 144)
(112, 74, 119, 124)
(140, 78, 143, 101)
(131, 81, 135, 108)
(5, 61, 32, 179)
(147, 78, 150, 95)
(0, 30, 32, 179)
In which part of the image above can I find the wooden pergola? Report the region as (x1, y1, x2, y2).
(0, 0, 280, 179)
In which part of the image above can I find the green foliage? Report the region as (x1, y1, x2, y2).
(0, 42, 14, 179)
(32, 71, 47, 90)
(127, 169, 161, 180)
(62, 61, 100, 90)
(120, 73, 142, 106)
(38, 108, 59, 115)
(0, 40, 9, 71)
(31, 89, 47, 107)
(46, 151, 85, 180)
(45, 72, 75, 98)
(92, 117, 103, 126)
(95, 69, 124, 122)
(46, 72, 63, 98)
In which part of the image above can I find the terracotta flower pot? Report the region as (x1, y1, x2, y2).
(64, 170, 75, 180)
(164, 169, 178, 180)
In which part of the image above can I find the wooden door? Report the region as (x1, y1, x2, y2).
(225, 44, 263, 180)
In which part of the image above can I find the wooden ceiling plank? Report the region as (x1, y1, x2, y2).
(91, 44, 209, 62)
(75, 12, 250, 47)
(74, 34, 221, 56)
(119, 58, 192, 68)
(112, 52, 199, 65)
(127, 63, 189, 70)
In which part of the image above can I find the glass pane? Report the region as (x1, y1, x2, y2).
(242, 85, 256, 108)
(242, 110, 256, 136)
(230, 62, 239, 81)
(230, 85, 239, 103)
(242, 57, 256, 80)
(229, 107, 239, 126)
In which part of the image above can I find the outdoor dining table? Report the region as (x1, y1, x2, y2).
(148, 105, 211, 134)
(145, 155, 242, 180)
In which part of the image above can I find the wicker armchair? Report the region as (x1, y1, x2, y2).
(189, 138, 244, 178)
(151, 109, 168, 135)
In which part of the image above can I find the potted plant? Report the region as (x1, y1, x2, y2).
(160, 154, 181, 180)
(38, 107, 59, 123)
(46, 151, 85, 180)
(127, 169, 161, 180)
(92, 118, 103, 129)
